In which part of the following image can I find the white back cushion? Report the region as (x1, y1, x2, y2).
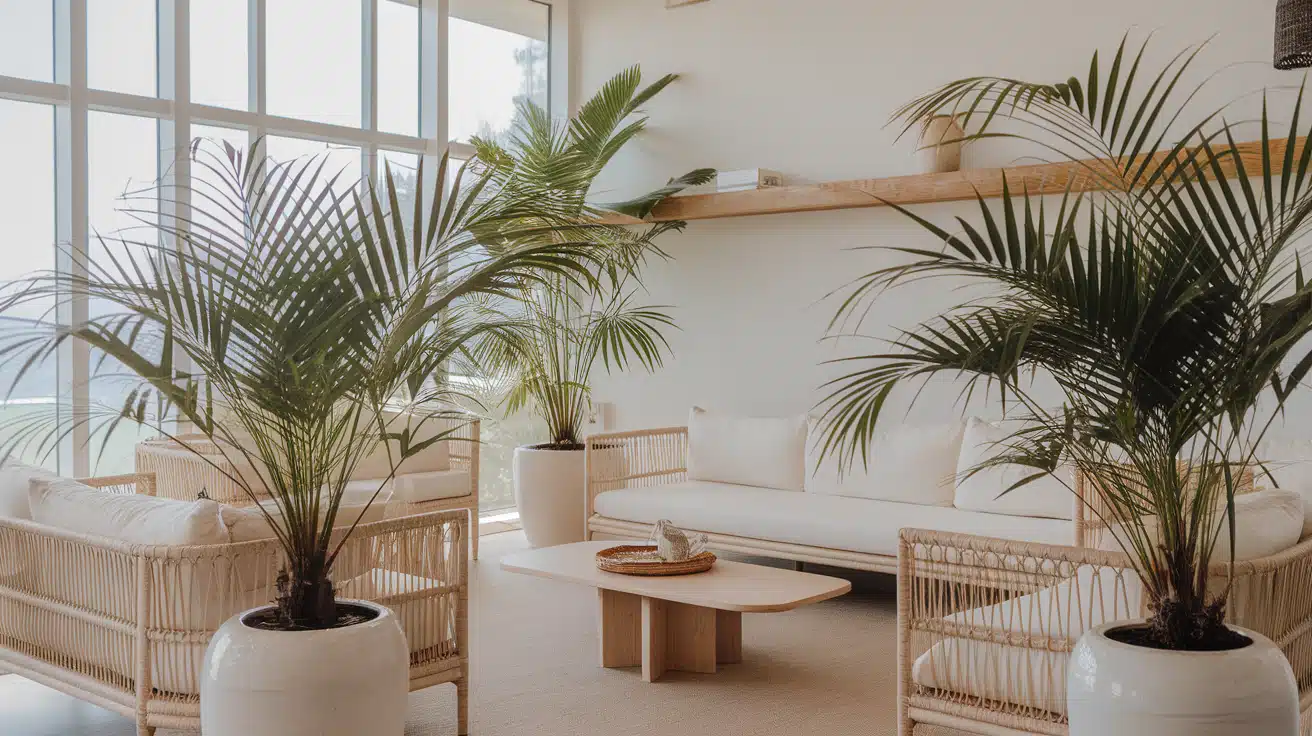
(953, 417, 1074, 520)
(1259, 458, 1312, 538)
(805, 419, 964, 505)
(687, 407, 807, 491)
(1097, 488, 1304, 562)
(30, 477, 230, 546)
(0, 461, 58, 520)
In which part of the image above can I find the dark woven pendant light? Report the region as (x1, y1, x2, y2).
(1277, 0, 1312, 69)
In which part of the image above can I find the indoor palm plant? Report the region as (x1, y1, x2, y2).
(815, 37, 1312, 734)
(0, 139, 612, 735)
(461, 67, 713, 547)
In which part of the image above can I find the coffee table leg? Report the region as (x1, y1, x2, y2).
(665, 602, 718, 675)
(716, 610, 743, 664)
(598, 589, 642, 668)
(598, 591, 739, 682)
(642, 597, 668, 682)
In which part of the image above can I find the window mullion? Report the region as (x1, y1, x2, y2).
(362, 0, 378, 183)
(158, 0, 191, 435)
(248, 0, 266, 150)
(53, 0, 89, 477)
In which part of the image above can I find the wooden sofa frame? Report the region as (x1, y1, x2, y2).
(0, 473, 470, 736)
(136, 417, 483, 560)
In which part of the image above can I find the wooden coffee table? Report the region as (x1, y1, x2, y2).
(500, 541, 851, 682)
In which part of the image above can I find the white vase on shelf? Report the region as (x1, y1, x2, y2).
(919, 114, 965, 174)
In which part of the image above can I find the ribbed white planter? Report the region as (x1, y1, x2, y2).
(201, 600, 409, 736)
(1067, 621, 1299, 735)
(513, 445, 586, 548)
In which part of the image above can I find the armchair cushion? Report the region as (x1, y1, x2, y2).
(1095, 488, 1303, 562)
(0, 461, 58, 520)
(392, 469, 472, 503)
(912, 565, 1144, 716)
(29, 476, 229, 546)
(687, 407, 807, 491)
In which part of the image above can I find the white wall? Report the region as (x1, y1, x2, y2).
(573, 0, 1305, 436)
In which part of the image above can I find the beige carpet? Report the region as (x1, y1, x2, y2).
(1, 530, 910, 735)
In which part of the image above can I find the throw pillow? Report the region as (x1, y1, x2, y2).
(952, 417, 1075, 520)
(686, 406, 807, 491)
(29, 477, 230, 546)
(804, 418, 965, 505)
(1096, 488, 1304, 562)
(0, 460, 58, 520)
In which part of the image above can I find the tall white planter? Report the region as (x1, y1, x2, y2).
(1067, 621, 1298, 735)
(514, 445, 586, 548)
(201, 600, 409, 736)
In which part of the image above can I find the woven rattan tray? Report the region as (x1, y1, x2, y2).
(595, 545, 716, 576)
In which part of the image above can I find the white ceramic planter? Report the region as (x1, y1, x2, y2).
(1067, 621, 1299, 735)
(513, 445, 586, 548)
(201, 600, 409, 736)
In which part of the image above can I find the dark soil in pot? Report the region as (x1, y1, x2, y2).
(243, 602, 379, 632)
(527, 442, 585, 451)
(1106, 623, 1252, 652)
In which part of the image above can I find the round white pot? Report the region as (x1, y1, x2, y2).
(513, 445, 586, 548)
(201, 600, 409, 736)
(1067, 621, 1299, 736)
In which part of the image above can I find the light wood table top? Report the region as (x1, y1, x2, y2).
(500, 541, 852, 613)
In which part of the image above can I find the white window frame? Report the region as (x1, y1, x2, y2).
(0, 0, 567, 475)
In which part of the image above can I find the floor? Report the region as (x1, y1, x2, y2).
(0, 530, 902, 736)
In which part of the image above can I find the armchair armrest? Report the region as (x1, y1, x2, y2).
(78, 472, 158, 498)
(585, 427, 689, 520)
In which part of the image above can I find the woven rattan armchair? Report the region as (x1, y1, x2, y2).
(136, 416, 483, 560)
(897, 528, 1312, 736)
(0, 473, 471, 736)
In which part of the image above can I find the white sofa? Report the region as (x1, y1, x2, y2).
(585, 408, 1082, 573)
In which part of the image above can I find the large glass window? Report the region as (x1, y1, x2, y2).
(0, 0, 555, 497)
(87, 112, 160, 475)
(0, 0, 53, 83)
(87, 0, 157, 97)
(191, 0, 249, 110)
(378, 1, 419, 136)
(267, 0, 362, 127)
(449, 0, 549, 144)
(0, 100, 56, 470)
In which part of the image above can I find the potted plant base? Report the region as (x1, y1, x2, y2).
(513, 444, 587, 548)
(1067, 621, 1299, 735)
(201, 600, 409, 736)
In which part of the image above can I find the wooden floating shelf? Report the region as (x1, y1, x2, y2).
(605, 137, 1305, 224)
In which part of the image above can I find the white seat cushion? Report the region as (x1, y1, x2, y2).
(29, 477, 230, 546)
(912, 566, 1144, 716)
(392, 469, 471, 503)
(687, 407, 808, 491)
(805, 419, 964, 505)
(953, 417, 1075, 520)
(593, 481, 1073, 557)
